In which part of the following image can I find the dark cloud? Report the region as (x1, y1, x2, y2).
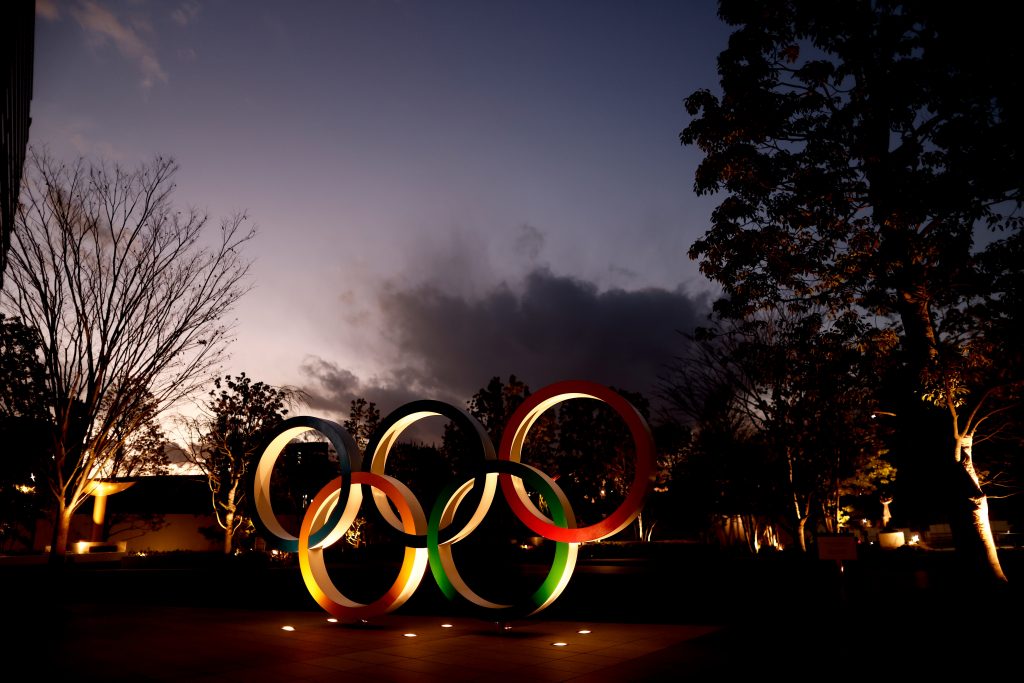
(301, 356, 445, 420)
(302, 268, 710, 418)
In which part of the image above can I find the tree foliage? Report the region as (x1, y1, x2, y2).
(682, 0, 1023, 578)
(0, 314, 50, 550)
(183, 373, 294, 554)
(661, 307, 895, 550)
(1, 151, 255, 559)
(343, 397, 380, 451)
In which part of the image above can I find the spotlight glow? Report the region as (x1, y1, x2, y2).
(281, 626, 295, 632)
(403, 633, 417, 638)
(552, 642, 568, 647)
(577, 629, 591, 634)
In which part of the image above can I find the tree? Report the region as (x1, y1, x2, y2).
(661, 309, 894, 551)
(343, 397, 380, 451)
(0, 314, 50, 550)
(1, 150, 255, 560)
(92, 390, 169, 479)
(183, 373, 296, 554)
(442, 375, 549, 477)
(682, 1, 1022, 580)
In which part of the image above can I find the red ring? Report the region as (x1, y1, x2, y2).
(497, 380, 655, 543)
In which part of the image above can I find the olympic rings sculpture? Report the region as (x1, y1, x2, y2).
(250, 380, 655, 621)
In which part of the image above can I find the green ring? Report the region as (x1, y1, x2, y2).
(427, 459, 577, 619)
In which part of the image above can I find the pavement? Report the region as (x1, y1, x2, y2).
(4, 550, 1023, 681)
(19, 603, 732, 682)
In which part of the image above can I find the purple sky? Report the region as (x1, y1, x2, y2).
(30, 0, 729, 421)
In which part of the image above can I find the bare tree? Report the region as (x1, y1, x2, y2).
(1, 150, 255, 560)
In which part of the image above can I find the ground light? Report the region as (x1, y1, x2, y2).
(281, 626, 295, 632)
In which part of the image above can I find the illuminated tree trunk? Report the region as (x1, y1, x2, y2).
(795, 516, 808, 553)
(955, 436, 1007, 583)
(49, 505, 72, 561)
(898, 289, 1007, 582)
(222, 483, 238, 555)
(786, 445, 810, 552)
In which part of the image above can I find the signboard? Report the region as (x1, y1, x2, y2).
(817, 534, 858, 561)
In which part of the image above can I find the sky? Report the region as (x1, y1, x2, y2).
(29, 0, 731, 424)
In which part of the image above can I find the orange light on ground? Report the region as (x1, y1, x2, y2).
(440, 624, 453, 628)
(552, 642, 568, 647)
(281, 626, 295, 632)
(403, 633, 417, 638)
(577, 629, 591, 634)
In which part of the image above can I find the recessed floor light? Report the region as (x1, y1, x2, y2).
(327, 618, 338, 623)
(441, 624, 453, 628)
(577, 629, 591, 634)
(403, 633, 417, 638)
(552, 642, 568, 647)
(281, 626, 295, 632)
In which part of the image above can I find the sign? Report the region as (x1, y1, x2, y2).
(817, 534, 858, 561)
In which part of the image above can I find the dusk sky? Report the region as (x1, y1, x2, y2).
(30, 0, 731, 422)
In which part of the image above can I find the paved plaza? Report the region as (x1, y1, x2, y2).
(4, 551, 1022, 681)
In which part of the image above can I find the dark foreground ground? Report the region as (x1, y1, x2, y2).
(3, 543, 1022, 681)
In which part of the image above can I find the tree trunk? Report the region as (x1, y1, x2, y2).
(894, 289, 1007, 582)
(49, 505, 72, 563)
(222, 484, 237, 554)
(223, 514, 234, 554)
(954, 436, 1007, 583)
(796, 516, 808, 553)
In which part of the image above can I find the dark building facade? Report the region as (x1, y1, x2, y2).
(1, 0, 35, 288)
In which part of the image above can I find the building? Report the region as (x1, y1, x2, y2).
(1, 0, 35, 287)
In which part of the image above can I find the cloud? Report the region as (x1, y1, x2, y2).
(52, 119, 129, 161)
(70, 0, 169, 90)
(301, 357, 438, 422)
(36, 0, 61, 20)
(301, 268, 711, 420)
(515, 223, 545, 262)
(171, 1, 202, 27)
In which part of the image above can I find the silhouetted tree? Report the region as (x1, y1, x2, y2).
(183, 374, 296, 554)
(1, 151, 255, 560)
(343, 397, 380, 451)
(662, 306, 894, 551)
(683, 0, 1023, 578)
(441, 375, 551, 476)
(0, 314, 49, 550)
